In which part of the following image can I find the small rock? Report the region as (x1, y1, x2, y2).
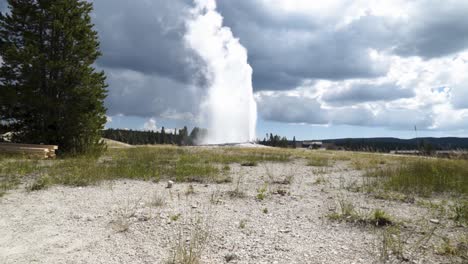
(166, 180, 174, 189)
(224, 253, 239, 262)
(72, 214, 81, 220)
(429, 219, 440, 224)
(191, 204, 198, 209)
(138, 214, 150, 222)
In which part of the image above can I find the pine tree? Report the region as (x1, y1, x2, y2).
(0, 0, 107, 155)
(161, 127, 166, 144)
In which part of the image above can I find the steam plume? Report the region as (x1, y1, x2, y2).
(185, 0, 257, 144)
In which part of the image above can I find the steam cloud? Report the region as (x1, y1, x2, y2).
(185, 0, 257, 144)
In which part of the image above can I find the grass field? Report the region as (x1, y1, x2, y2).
(1, 146, 467, 200)
(1, 146, 294, 195)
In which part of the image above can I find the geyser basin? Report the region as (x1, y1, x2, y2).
(185, 0, 257, 144)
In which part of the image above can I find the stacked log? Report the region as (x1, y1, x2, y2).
(0, 143, 58, 159)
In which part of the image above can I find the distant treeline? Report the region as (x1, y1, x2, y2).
(259, 133, 294, 148)
(102, 128, 468, 152)
(260, 134, 468, 152)
(103, 127, 207, 146)
(322, 137, 468, 152)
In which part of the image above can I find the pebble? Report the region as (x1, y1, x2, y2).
(166, 180, 174, 189)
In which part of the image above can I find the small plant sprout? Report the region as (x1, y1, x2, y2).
(167, 216, 210, 264)
(256, 184, 268, 201)
(185, 184, 195, 196)
(151, 192, 166, 207)
(239, 219, 246, 229)
(170, 213, 181, 222)
(227, 175, 246, 199)
(371, 209, 393, 227)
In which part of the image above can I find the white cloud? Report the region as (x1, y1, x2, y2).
(143, 118, 157, 131)
(256, 48, 468, 131)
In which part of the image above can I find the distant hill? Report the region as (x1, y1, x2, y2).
(312, 137, 468, 151)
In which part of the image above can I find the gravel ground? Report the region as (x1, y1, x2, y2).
(0, 160, 465, 263)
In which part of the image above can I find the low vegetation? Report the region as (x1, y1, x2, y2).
(436, 235, 468, 259)
(306, 155, 331, 167)
(256, 184, 268, 201)
(450, 200, 468, 225)
(365, 159, 468, 197)
(0, 146, 296, 194)
(167, 217, 210, 264)
(327, 198, 393, 227)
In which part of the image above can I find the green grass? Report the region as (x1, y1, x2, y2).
(256, 184, 268, 201)
(0, 146, 297, 195)
(436, 235, 468, 259)
(365, 159, 468, 197)
(450, 200, 468, 225)
(4, 146, 467, 202)
(327, 198, 358, 221)
(1, 158, 41, 196)
(370, 209, 393, 227)
(327, 199, 394, 227)
(306, 156, 331, 167)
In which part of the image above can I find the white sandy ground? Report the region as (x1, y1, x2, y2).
(0, 160, 465, 264)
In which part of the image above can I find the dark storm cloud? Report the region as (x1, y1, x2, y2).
(103, 68, 202, 119)
(90, 0, 210, 119)
(322, 82, 415, 105)
(92, 0, 207, 86)
(217, 0, 468, 91)
(393, 1, 468, 58)
(218, 1, 390, 90)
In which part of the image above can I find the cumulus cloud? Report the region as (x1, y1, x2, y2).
(322, 82, 414, 105)
(143, 118, 157, 131)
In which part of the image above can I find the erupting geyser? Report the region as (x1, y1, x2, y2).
(185, 0, 257, 144)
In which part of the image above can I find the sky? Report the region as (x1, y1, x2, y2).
(2, 0, 468, 140)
